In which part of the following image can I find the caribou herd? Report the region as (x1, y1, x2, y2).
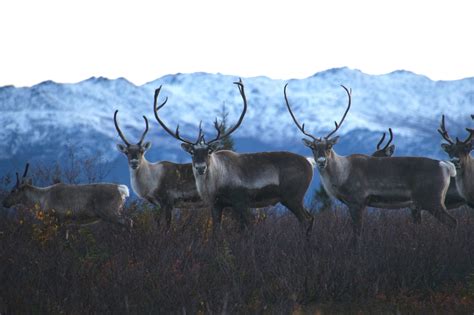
(2, 79, 473, 239)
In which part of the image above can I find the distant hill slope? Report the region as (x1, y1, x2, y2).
(1, 68, 472, 199)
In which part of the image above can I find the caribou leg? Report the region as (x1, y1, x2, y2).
(348, 204, 365, 237)
(415, 188, 457, 229)
(163, 205, 172, 228)
(281, 199, 314, 235)
(211, 203, 225, 234)
(424, 205, 457, 229)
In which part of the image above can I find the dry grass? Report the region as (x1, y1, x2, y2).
(1, 202, 473, 314)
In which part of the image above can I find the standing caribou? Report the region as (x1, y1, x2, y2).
(438, 114, 474, 208)
(114, 108, 202, 226)
(153, 79, 315, 233)
(284, 84, 458, 240)
(2, 163, 131, 226)
(371, 128, 467, 223)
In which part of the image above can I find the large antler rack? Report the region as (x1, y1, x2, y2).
(376, 128, 393, 151)
(324, 85, 352, 139)
(464, 114, 474, 144)
(207, 79, 247, 144)
(437, 115, 455, 144)
(114, 110, 149, 146)
(153, 80, 247, 145)
(284, 83, 318, 142)
(153, 85, 202, 145)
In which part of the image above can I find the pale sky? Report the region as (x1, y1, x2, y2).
(1, 0, 473, 87)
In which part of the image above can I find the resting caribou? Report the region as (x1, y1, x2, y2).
(438, 114, 474, 208)
(153, 79, 314, 233)
(284, 84, 457, 239)
(371, 128, 467, 223)
(2, 164, 130, 226)
(114, 108, 202, 226)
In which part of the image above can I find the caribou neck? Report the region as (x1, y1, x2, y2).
(129, 157, 163, 199)
(318, 150, 350, 197)
(455, 155, 474, 200)
(193, 154, 221, 203)
(22, 185, 50, 208)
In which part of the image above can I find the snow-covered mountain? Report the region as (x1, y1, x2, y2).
(1, 68, 473, 194)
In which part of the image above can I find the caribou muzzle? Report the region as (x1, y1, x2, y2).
(130, 159, 140, 170)
(451, 157, 461, 169)
(194, 164, 207, 175)
(316, 157, 327, 169)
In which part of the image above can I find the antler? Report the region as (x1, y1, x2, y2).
(23, 163, 29, 178)
(212, 118, 224, 141)
(114, 110, 149, 145)
(376, 132, 386, 150)
(462, 114, 474, 144)
(16, 163, 29, 187)
(377, 128, 393, 151)
(152, 85, 196, 145)
(325, 85, 352, 139)
(437, 115, 454, 144)
(137, 116, 149, 145)
(114, 110, 131, 146)
(207, 79, 247, 144)
(284, 83, 318, 142)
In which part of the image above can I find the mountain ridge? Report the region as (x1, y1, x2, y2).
(0, 68, 472, 197)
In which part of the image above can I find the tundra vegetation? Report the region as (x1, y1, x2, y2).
(1, 85, 473, 313)
(1, 184, 473, 313)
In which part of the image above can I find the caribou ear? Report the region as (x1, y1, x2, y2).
(441, 143, 452, 153)
(208, 141, 222, 153)
(328, 136, 340, 146)
(181, 143, 194, 154)
(117, 143, 127, 153)
(302, 138, 313, 148)
(142, 142, 152, 151)
(26, 178, 33, 185)
(385, 145, 395, 157)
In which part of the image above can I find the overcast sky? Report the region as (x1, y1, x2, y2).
(1, 0, 473, 87)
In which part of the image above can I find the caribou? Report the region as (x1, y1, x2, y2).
(153, 79, 315, 233)
(438, 114, 474, 208)
(114, 108, 202, 226)
(371, 128, 467, 223)
(2, 163, 131, 226)
(284, 84, 458, 240)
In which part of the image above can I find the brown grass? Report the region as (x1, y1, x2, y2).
(1, 202, 473, 314)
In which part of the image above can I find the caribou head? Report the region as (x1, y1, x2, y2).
(284, 84, 352, 169)
(153, 80, 247, 176)
(114, 110, 151, 170)
(3, 163, 31, 208)
(438, 114, 474, 169)
(372, 128, 395, 157)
